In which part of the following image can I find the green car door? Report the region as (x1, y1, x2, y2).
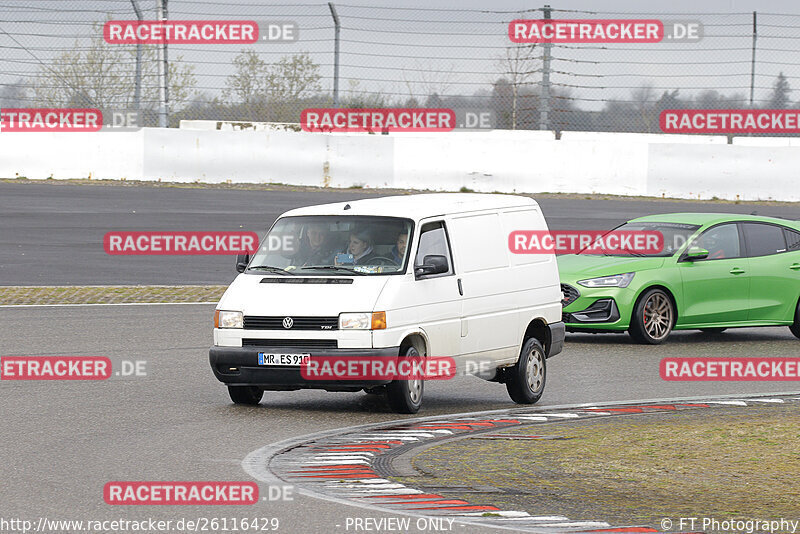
(677, 222, 751, 326)
(741, 222, 800, 323)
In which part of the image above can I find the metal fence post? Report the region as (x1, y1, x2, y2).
(750, 11, 757, 108)
(130, 0, 142, 116)
(328, 2, 341, 108)
(157, 0, 170, 127)
(539, 5, 552, 131)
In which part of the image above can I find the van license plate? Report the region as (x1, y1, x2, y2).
(258, 353, 311, 366)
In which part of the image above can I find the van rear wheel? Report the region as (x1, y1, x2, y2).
(228, 385, 263, 405)
(506, 338, 546, 404)
(386, 346, 424, 414)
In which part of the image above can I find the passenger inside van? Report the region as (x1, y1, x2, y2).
(346, 228, 378, 265)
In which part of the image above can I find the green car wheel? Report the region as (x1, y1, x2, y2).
(630, 288, 675, 344)
(791, 300, 800, 340)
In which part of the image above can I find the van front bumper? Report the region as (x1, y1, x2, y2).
(209, 346, 400, 391)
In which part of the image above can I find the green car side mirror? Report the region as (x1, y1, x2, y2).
(685, 247, 709, 261)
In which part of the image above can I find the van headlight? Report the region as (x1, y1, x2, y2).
(215, 310, 243, 328)
(339, 312, 387, 330)
(577, 272, 635, 288)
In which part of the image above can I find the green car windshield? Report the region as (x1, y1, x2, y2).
(580, 221, 701, 257)
(247, 215, 414, 275)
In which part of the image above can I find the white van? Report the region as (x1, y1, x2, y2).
(210, 193, 564, 413)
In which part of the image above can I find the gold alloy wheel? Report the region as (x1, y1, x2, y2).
(643, 292, 673, 340)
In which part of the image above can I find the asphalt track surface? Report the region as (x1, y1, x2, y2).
(1, 304, 799, 533)
(2, 182, 800, 532)
(2, 181, 800, 285)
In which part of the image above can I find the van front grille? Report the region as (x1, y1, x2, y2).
(243, 316, 339, 330)
(241, 338, 339, 349)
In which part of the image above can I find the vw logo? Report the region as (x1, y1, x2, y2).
(282, 317, 294, 329)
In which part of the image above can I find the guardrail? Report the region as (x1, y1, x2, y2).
(2, 127, 798, 201)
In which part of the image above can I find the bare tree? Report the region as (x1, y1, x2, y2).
(224, 51, 321, 104)
(343, 79, 388, 108)
(264, 52, 322, 101)
(402, 60, 458, 105)
(223, 50, 268, 106)
(31, 25, 196, 113)
(495, 44, 538, 129)
(768, 72, 792, 109)
(630, 84, 656, 132)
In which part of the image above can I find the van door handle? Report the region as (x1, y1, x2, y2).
(729, 267, 746, 275)
(790, 263, 800, 271)
(457, 278, 464, 296)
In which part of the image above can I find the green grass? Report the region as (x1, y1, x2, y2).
(392, 404, 800, 527)
(0, 285, 226, 305)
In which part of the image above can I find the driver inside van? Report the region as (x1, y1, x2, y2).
(390, 232, 408, 264)
(293, 223, 336, 266)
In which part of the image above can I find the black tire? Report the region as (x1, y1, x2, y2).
(386, 346, 424, 414)
(364, 387, 385, 395)
(629, 288, 675, 345)
(790, 300, 800, 340)
(506, 337, 546, 404)
(700, 328, 727, 334)
(228, 385, 263, 405)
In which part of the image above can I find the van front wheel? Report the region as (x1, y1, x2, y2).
(506, 338, 546, 404)
(228, 386, 263, 405)
(386, 346, 424, 414)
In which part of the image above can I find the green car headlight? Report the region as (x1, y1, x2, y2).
(578, 272, 635, 288)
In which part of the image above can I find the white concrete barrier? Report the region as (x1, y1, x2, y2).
(1, 128, 799, 201)
(0, 130, 144, 180)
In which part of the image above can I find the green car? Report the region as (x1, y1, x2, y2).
(558, 213, 800, 344)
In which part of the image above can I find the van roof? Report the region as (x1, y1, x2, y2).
(281, 193, 538, 219)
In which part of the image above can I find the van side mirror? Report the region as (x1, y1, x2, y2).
(236, 253, 250, 273)
(684, 247, 709, 261)
(415, 254, 449, 277)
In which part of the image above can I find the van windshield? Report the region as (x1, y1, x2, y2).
(247, 216, 414, 275)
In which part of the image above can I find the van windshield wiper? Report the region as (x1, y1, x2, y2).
(247, 265, 294, 275)
(299, 265, 366, 275)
